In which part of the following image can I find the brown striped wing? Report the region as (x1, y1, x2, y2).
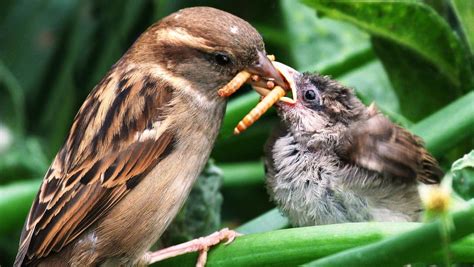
(15, 63, 175, 266)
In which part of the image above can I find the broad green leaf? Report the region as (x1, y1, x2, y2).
(451, 0, 474, 54)
(372, 37, 458, 120)
(281, 0, 370, 70)
(452, 151, 474, 200)
(302, 0, 466, 88)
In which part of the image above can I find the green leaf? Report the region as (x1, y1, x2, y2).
(373, 36, 462, 120)
(281, 0, 370, 70)
(302, 0, 466, 88)
(452, 151, 474, 200)
(451, 0, 474, 54)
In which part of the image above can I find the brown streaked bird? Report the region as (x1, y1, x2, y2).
(264, 66, 443, 227)
(15, 7, 286, 266)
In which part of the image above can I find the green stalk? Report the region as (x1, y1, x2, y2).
(220, 161, 264, 187)
(304, 201, 474, 266)
(410, 91, 474, 157)
(236, 208, 289, 234)
(160, 220, 474, 266)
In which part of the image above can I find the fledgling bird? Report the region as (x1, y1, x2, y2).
(264, 67, 443, 227)
(15, 7, 286, 266)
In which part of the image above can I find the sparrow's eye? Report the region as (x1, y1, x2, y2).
(214, 53, 232, 66)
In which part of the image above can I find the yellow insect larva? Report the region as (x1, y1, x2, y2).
(234, 86, 286, 135)
(217, 55, 277, 98)
(217, 70, 251, 97)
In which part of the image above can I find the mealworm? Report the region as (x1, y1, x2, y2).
(234, 86, 286, 135)
(217, 70, 251, 97)
(217, 55, 277, 97)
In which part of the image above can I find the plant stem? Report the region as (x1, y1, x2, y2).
(159, 220, 474, 266)
(410, 91, 474, 157)
(304, 201, 474, 266)
(220, 161, 264, 187)
(237, 208, 289, 234)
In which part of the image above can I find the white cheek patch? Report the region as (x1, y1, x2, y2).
(230, 25, 239, 34)
(146, 64, 212, 108)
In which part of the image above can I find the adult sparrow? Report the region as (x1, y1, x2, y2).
(15, 7, 286, 266)
(264, 65, 443, 227)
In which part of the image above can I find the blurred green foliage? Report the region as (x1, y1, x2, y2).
(0, 0, 473, 266)
(452, 151, 474, 200)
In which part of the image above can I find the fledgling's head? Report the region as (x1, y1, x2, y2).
(126, 7, 284, 99)
(275, 68, 367, 145)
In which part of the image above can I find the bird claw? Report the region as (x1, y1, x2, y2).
(144, 228, 242, 267)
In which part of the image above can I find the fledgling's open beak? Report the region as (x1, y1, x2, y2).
(251, 61, 299, 104)
(246, 51, 289, 90)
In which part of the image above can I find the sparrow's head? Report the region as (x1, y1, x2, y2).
(274, 67, 366, 144)
(128, 7, 285, 100)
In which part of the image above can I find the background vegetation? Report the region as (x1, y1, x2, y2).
(0, 0, 473, 266)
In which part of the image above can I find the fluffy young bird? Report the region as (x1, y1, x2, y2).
(15, 7, 285, 266)
(264, 68, 443, 227)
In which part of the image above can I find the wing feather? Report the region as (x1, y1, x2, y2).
(15, 62, 175, 266)
(338, 110, 443, 184)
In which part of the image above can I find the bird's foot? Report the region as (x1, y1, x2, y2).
(144, 228, 241, 267)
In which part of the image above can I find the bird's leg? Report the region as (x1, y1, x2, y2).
(144, 228, 241, 267)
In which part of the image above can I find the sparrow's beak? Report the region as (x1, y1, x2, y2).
(246, 51, 289, 90)
(251, 61, 299, 104)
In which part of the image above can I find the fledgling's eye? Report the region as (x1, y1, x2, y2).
(302, 88, 322, 109)
(214, 53, 232, 66)
(304, 90, 317, 101)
